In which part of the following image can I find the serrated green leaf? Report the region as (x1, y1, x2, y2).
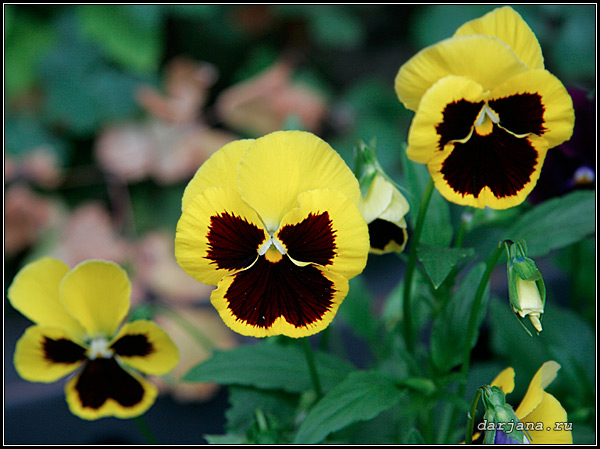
(430, 263, 488, 372)
(293, 370, 404, 444)
(183, 341, 355, 393)
(505, 190, 595, 258)
(418, 244, 475, 288)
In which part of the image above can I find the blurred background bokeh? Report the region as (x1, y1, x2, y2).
(4, 4, 595, 444)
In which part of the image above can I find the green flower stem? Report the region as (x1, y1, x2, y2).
(464, 387, 483, 445)
(442, 244, 504, 444)
(402, 177, 435, 353)
(135, 415, 159, 444)
(460, 244, 504, 385)
(301, 337, 324, 401)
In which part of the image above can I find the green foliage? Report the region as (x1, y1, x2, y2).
(505, 190, 595, 258)
(183, 341, 355, 394)
(4, 4, 595, 445)
(293, 370, 404, 444)
(430, 263, 489, 372)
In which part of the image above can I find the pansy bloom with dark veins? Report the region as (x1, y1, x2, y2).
(175, 131, 369, 338)
(9, 258, 179, 420)
(395, 7, 575, 209)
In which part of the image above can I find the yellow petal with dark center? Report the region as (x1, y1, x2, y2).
(490, 366, 516, 394)
(237, 131, 361, 232)
(428, 133, 549, 210)
(490, 69, 575, 149)
(406, 75, 485, 164)
(453, 6, 545, 70)
(8, 258, 86, 341)
(60, 260, 131, 339)
(520, 392, 572, 444)
(181, 139, 254, 211)
(211, 256, 349, 338)
(110, 320, 179, 376)
(65, 359, 158, 420)
(395, 34, 528, 112)
(276, 189, 369, 280)
(367, 220, 408, 255)
(14, 325, 86, 383)
(515, 361, 561, 420)
(175, 185, 269, 286)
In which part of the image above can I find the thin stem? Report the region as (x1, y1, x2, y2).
(443, 244, 504, 443)
(402, 177, 435, 353)
(459, 244, 504, 385)
(301, 337, 323, 400)
(135, 415, 158, 444)
(464, 387, 483, 445)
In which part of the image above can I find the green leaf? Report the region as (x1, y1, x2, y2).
(5, 8, 56, 99)
(225, 386, 298, 435)
(77, 5, 162, 74)
(418, 244, 475, 289)
(338, 277, 379, 348)
(430, 263, 488, 372)
(293, 370, 404, 444)
(505, 190, 595, 258)
(183, 341, 355, 393)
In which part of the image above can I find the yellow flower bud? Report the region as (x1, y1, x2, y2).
(514, 278, 544, 332)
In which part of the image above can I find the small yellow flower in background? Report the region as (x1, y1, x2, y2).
(490, 361, 572, 444)
(355, 141, 410, 254)
(395, 6, 575, 209)
(8, 258, 179, 420)
(175, 130, 369, 338)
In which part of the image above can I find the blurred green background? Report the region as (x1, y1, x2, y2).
(4, 4, 595, 444)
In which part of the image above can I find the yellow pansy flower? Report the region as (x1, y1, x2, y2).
(8, 258, 179, 420)
(490, 361, 573, 444)
(175, 130, 369, 338)
(395, 7, 575, 209)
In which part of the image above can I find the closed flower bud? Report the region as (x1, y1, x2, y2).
(505, 240, 546, 335)
(355, 140, 410, 254)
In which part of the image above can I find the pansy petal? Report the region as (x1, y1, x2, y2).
(65, 359, 158, 420)
(490, 69, 575, 148)
(515, 360, 560, 420)
(367, 219, 408, 255)
(406, 75, 485, 164)
(8, 258, 86, 340)
(181, 139, 254, 211)
(276, 189, 369, 279)
(211, 256, 349, 338)
(14, 325, 86, 383)
(237, 131, 361, 232)
(60, 260, 131, 339)
(490, 366, 516, 394)
(395, 34, 528, 111)
(453, 6, 544, 70)
(520, 392, 572, 444)
(427, 126, 549, 209)
(110, 320, 179, 376)
(359, 173, 394, 223)
(175, 185, 269, 286)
